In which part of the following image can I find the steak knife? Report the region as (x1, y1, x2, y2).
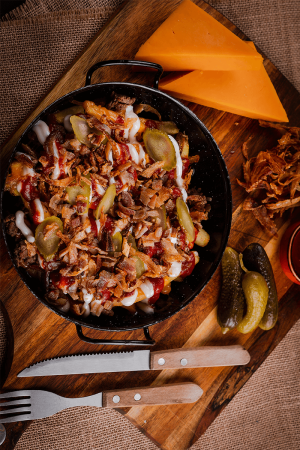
(18, 345, 250, 377)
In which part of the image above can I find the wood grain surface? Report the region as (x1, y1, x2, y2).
(1, 1, 300, 449)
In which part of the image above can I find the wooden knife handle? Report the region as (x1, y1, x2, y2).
(102, 382, 203, 408)
(150, 345, 251, 370)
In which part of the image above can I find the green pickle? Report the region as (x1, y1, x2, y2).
(54, 105, 84, 123)
(237, 271, 269, 334)
(112, 232, 122, 252)
(176, 198, 195, 242)
(155, 206, 167, 230)
(66, 176, 91, 215)
(35, 217, 63, 261)
(217, 247, 245, 333)
(143, 128, 176, 171)
(94, 184, 116, 219)
(128, 234, 145, 278)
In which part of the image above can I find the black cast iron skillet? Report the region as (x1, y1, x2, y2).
(1, 60, 232, 346)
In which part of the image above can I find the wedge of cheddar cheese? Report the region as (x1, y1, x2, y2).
(159, 43, 288, 122)
(135, 0, 263, 71)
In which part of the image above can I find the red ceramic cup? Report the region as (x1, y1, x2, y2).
(280, 221, 300, 285)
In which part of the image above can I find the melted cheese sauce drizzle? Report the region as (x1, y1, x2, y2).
(168, 134, 188, 202)
(32, 120, 50, 145)
(15, 210, 35, 243)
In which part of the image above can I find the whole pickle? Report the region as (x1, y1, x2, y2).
(217, 247, 245, 333)
(237, 271, 269, 334)
(243, 243, 278, 330)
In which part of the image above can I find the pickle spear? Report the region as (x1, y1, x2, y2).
(176, 198, 195, 242)
(237, 271, 269, 334)
(217, 247, 245, 333)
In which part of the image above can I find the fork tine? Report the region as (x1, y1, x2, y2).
(0, 413, 32, 423)
(0, 399, 31, 407)
(0, 406, 31, 416)
(0, 391, 31, 399)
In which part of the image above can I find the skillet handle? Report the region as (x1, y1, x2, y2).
(76, 324, 155, 346)
(85, 59, 163, 89)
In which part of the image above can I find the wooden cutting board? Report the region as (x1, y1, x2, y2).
(1, 1, 300, 449)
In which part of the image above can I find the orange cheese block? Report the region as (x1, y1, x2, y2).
(135, 0, 263, 71)
(159, 45, 288, 122)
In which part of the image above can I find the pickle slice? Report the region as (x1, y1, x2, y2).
(5, 161, 24, 196)
(143, 128, 176, 171)
(176, 198, 195, 242)
(127, 234, 145, 278)
(155, 206, 167, 230)
(94, 184, 116, 219)
(133, 256, 146, 278)
(70, 115, 93, 147)
(157, 122, 179, 135)
(112, 231, 122, 252)
(35, 216, 63, 261)
(128, 234, 137, 250)
(66, 177, 91, 215)
(54, 106, 84, 123)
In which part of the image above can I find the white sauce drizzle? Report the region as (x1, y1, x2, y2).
(109, 176, 115, 185)
(121, 289, 138, 306)
(33, 198, 44, 223)
(168, 261, 182, 278)
(168, 134, 188, 202)
(114, 226, 121, 234)
(125, 106, 146, 165)
(22, 166, 35, 176)
(63, 114, 73, 132)
(140, 280, 154, 299)
(16, 152, 33, 161)
(108, 149, 114, 165)
(138, 300, 154, 314)
(82, 288, 93, 304)
(127, 144, 140, 164)
(170, 236, 178, 244)
(95, 219, 101, 235)
(32, 120, 50, 145)
(15, 210, 35, 243)
(52, 140, 60, 180)
(123, 128, 129, 139)
(95, 183, 105, 196)
(82, 302, 90, 317)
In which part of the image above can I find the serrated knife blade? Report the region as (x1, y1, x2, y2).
(17, 345, 250, 377)
(18, 350, 150, 377)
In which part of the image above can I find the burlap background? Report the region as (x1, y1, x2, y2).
(0, 1, 299, 449)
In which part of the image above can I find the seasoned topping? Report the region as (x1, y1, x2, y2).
(5, 94, 210, 319)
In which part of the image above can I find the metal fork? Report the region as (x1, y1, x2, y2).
(0, 382, 203, 423)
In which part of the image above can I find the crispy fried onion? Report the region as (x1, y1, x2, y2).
(237, 122, 300, 236)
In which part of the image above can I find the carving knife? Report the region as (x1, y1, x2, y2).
(18, 345, 250, 377)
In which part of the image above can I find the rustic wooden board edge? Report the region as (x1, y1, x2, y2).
(1, 1, 299, 449)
